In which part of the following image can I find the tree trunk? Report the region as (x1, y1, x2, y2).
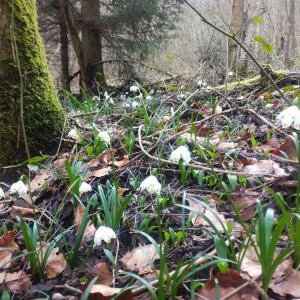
(285, 0, 296, 68)
(59, 7, 70, 91)
(58, 0, 89, 91)
(81, 0, 107, 94)
(228, 0, 245, 74)
(0, 0, 65, 174)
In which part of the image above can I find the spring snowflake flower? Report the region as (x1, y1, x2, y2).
(93, 96, 100, 102)
(130, 85, 139, 93)
(198, 80, 207, 87)
(79, 182, 92, 194)
(132, 101, 140, 108)
(10, 181, 27, 195)
(276, 106, 300, 129)
(0, 188, 4, 199)
(98, 131, 111, 143)
(94, 226, 116, 246)
(146, 95, 152, 101)
(140, 175, 161, 194)
(228, 71, 233, 77)
(135, 93, 143, 100)
(67, 128, 81, 142)
(170, 146, 191, 164)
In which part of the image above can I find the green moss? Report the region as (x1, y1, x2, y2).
(0, 0, 65, 174)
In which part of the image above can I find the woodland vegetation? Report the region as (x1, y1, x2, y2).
(0, 0, 300, 300)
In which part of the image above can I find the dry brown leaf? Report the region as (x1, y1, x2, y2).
(240, 246, 261, 277)
(271, 137, 298, 160)
(0, 271, 6, 284)
(113, 158, 129, 168)
(119, 244, 159, 272)
(89, 262, 113, 286)
(196, 269, 259, 300)
(0, 232, 19, 269)
(187, 198, 226, 231)
(4, 271, 32, 293)
(100, 149, 116, 166)
(84, 167, 112, 180)
(244, 160, 275, 175)
(80, 282, 132, 300)
(269, 269, 300, 298)
(90, 158, 101, 168)
(44, 247, 67, 279)
(9, 206, 39, 219)
(74, 204, 96, 245)
(30, 170, 53, 190)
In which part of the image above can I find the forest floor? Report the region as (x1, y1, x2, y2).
(1, 78, 300, 300)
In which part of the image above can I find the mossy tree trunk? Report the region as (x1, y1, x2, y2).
(0, 0, 65, 174)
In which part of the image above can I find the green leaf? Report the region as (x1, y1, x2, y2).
(27, 164, 38, 172)
(227, 174, 237, 191)
(79, 277, 88, 283)
(253, 16, 264, 23)
(166, 55, 175, 60)
(2, 290, 10, 300)
(262, 44, 273, 54)
(254, 36, 266, 44)
(214, 236, 229, 273)
(166, 85, 179, 90)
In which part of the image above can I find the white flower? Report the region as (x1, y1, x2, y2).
(0, 188, 4, 199)
(198, 80, 207, 87)
(276, 106, 300, 129)
(98, 131, 111, 143)
(79, 182, 92, 194)
(109, 99, 114, 104)
(67, 128, 81, 142)
(130, 86, 139, 93)
(140, 175, 161, 194)
(94, 226, 116, 246)
(170, 146, 191, 164)
(93, 96, 100, 102)
(10, 181, 27, 195)
(135, 93, 143, 100)
(228, 71, 234, 77)
(132, 101, 140, 108)
(146, 95, 152, 101)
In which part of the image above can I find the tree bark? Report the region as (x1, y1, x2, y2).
(285, 0, 296, 68)
(0, 0, 65, 174)
(58, 0, 89, 91)
(81, 0, 107, 94)
(228, 0, 245, 74)
(59, 7, 70, 92)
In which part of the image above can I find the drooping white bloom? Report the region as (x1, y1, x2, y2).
(0, 188, 4, 199)
(198, 80, 207, 87)
(10, 181, 27, 195)
(146, 95, 152, 101)
(98, 131, 111, 143)
(79, 182, 92, 194)
(67, 128, 81, 142)
(132, 101, 140, 108)
(94, 226, 116, 246)
(228, 71, 234, 77)
(170, 146, 191, 164)
(276, 106, 300, 129)
(93, 96, 100, 102)
(130, 85, 139, 93)
(140, 175, 161, 194)
(135, 93, 143, 100)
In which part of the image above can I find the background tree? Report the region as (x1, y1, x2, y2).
(0, 0, 65, 173)
(57, 0, 182, 93)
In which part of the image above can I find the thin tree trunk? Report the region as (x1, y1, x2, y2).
(285, 0, 295, 68)
(58, 0, 89, 91)
(59, 8, 70, 91)
(81, 0, 107, 94)
(228, 0, 245, 73)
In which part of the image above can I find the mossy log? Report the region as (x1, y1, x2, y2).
(213, 65, 293, 94)
(0, 0, 65, 174)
